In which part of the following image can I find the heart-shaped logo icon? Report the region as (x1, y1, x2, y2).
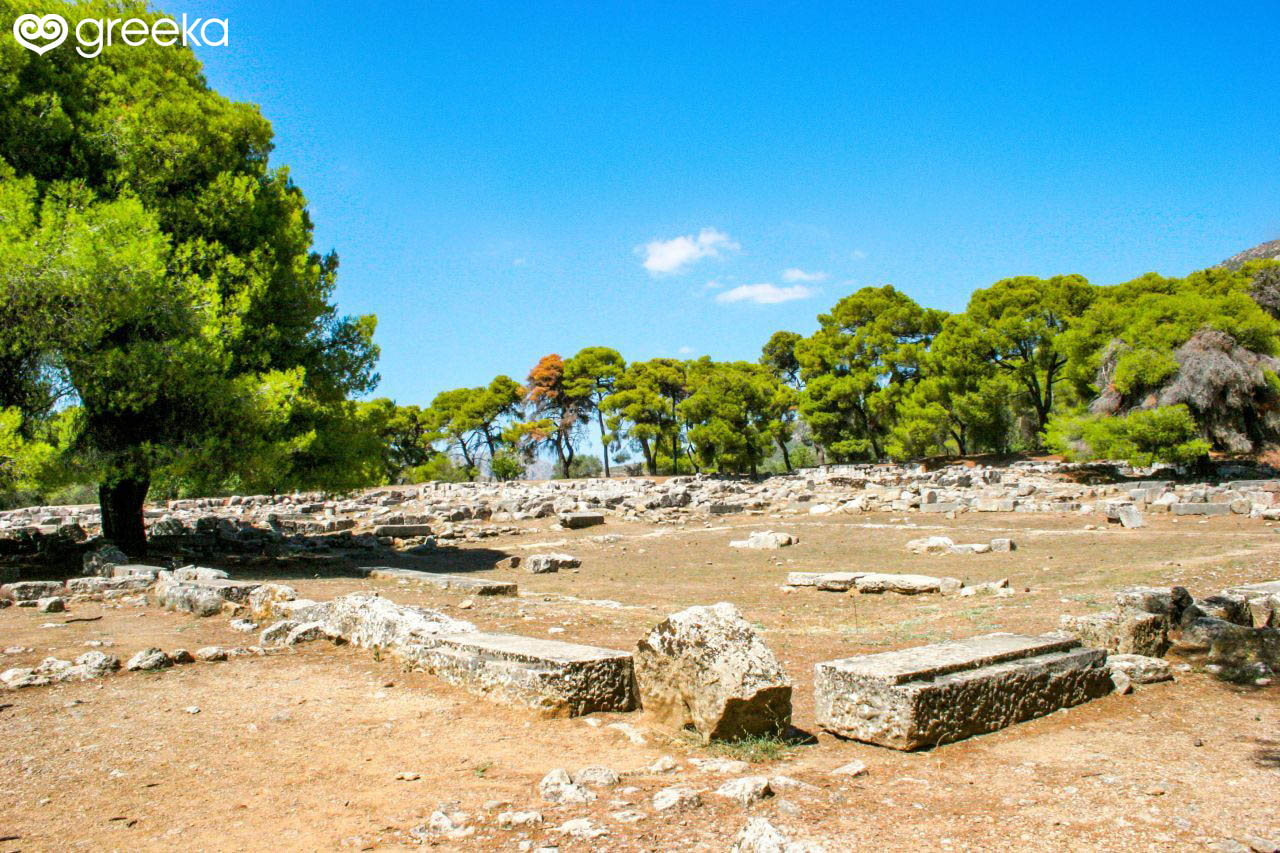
(13, 13, 68, 55)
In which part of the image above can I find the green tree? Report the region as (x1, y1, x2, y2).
(796, 286, 943, 461)
(760, 331, 804, 470)
(602, 358, 691, 474)
(680, 360, 790, 475)
(564, 346, 626, 477)
(424, 388, 485, 477)
(956, 275, 1095, 437)
(761, 330, 803, 388)
(0, 0, 378, 553)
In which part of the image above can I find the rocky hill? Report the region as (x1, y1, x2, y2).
(1218, 237, 1280, 270)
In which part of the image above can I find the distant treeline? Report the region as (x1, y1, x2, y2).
(341, 259, 1280, 486)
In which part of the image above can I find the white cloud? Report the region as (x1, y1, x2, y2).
(512, 257, 527, 267)
(715, 282, 817, 305)
(703, 279, 725, 290)
(678, 345, 695, 355)
(782, 267, 828, 283)
(639, 228, 739, 275)
(850, 249, 868, 260)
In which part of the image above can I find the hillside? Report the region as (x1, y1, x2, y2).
(1218, 237, 1280, 270)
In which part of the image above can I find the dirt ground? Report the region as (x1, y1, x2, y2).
(2, 510, 1278, 851)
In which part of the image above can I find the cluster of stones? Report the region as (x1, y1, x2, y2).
(1060, 581, 1280, 681)
(5, 460, 1280, 568)
(397, 755, 833, 848)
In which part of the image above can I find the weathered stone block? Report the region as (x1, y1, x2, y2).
(814, 633, 1112, 750)
(559, 512, 605, 529)
(153, 576, 261, 617)
(729, 531, 796, 550)
(367, 567, 517, 596)
(1114, 585, 1192, 622)
(372, 523, 433, 538)
(172, 566, 229, 581)
(1171, 503, 1231, 516)
(1059, 610, 1169, 657)
(854, 573, 963, 596)
(416, 632, 636, 716)
(1, 580, 63, 601)
(525, 553, 580, 573)
(634, 602, 791, 743)
(1176, 617, 1280, 668)
(1106, 653, 1173, 684)
(321, 592, 474, 653)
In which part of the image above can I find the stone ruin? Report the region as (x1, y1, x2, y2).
(3, 458, 1280, 852)
(6, 532, 1278, 752)
(5, 458, 1280, 572)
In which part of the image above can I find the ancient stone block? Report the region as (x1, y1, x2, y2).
(559, 512, 605, 529)
(415, 632, 636, 716)
(814, 633, 1112, 749)
(634, 602, 791, 743)
(1171, 503, 1231, 516)
(321, 592, 475, 653)
(152, 576, 261, 617)
(525, 553, 581, 573)
(1059, 610, 1169, 657)
(854, 573, 963, 596)
(366, 567, 517, 596)
(372, 523, 433, 538)
(1114, 586, 1192, 622)
(1, 580, 63, 602)
(1106, 653, 1173, 684)
(729, 531, 796, 550)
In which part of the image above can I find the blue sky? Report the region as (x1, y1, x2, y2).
(168, 0, 1279, 407)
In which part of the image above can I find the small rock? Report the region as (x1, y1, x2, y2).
(195, 646, 227, 662)
(830, 760, 867, 777)
(36, 596, 65, 613)
(653, 786, 701, 811)
(125, 648, 172, 672)
(714, 776, 773, 806)
(574, 766, 620, 787)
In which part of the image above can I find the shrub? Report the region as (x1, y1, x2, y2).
(1045, 405, 1210, 466)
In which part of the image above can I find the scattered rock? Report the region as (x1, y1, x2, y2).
(125, 648, 172, 672)
(715, 775, 773, 806)
(652, 786, 702, 811)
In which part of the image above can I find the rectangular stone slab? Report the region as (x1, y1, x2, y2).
(559, 512, 605, 529)
(786, 571, 864, 590)
(1171, 503, 1231, 516)
(372, 524, 433, 538)
(854, 573, 961, 595)
(366, 567, 517, 596)
(814, 633, 1112, 749)
(411, 631, 636, 717)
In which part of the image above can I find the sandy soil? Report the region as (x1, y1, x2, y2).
(1, 511, 1278, 851)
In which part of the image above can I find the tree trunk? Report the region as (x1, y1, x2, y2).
(99, 476, 149, 558)
(597, 410, 611, 479)
(778, 438, 792, 472)
(639, 437, 656, 475)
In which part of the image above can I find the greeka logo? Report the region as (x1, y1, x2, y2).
(12, 11, 228, 58)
